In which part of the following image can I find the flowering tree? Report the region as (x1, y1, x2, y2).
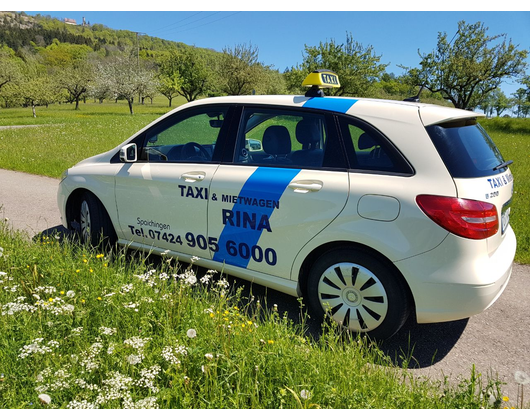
(94, 52, 155, 114)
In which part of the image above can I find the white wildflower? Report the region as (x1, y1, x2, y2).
(300, 389, 311, 400)
(205, 353, 214, 361)
(18, 338, 59, 359)
(127, 354, 144, 365)
(66, 290, 75, 298)
(186, 329, 197, 339)
(161, 343, 187, 365)
(99, 326, 117, 336)
(120, 283, 134, 294)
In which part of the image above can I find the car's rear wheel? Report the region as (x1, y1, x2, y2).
(77, 192, 116, 248)
(306, 249, 410, 340)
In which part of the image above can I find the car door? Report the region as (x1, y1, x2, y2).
(207, 107, 350, 280)
(114, 105, 232, 257)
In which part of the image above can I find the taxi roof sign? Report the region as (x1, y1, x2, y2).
(302, 70, 340, 97)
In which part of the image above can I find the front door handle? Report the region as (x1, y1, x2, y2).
(288, 180, 323, 193)
(181, 171, 206, 182)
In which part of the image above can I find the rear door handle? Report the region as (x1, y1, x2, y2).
(288, 180, 323, 193)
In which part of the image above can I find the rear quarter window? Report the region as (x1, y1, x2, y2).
(426, 120, 506, 178)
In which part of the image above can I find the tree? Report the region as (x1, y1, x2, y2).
(491, 89, 512, 117)
(157, 72, 180, 107)
(16, 71, 58, 117)
(512, 88, 530, 118)
(409, 21, 528, 110)
(54, 58, 94, 110)
(11, 51, 59, 117)
(0, 46, 22, 95)
(285, 33, 387, 97)
(158, 47, 211, 103)
(94, 51, 155, 114)
(218, 43, 264, 96)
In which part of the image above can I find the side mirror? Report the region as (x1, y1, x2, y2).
(120, 144, 137, 163)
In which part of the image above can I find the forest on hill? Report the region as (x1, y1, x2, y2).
(0, 11, 189, 56)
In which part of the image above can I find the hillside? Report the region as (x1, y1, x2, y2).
(0, 11, 192, 56)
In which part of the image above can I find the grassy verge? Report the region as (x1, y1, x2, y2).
(0, 223, 511, 409)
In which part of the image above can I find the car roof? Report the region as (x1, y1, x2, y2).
(175, 95, 484, 127)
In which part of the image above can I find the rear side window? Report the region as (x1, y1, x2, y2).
(426, 120, 506, 178)
(338, 116, 413, 175)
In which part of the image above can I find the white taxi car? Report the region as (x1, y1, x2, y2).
(57, 70, 516, 339)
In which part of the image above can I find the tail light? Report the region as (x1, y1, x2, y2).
(416, 195, 498, 240)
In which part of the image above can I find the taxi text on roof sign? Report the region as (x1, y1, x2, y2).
(302, 70, 340, 98)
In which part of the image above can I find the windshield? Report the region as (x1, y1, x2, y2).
(426, 120, 506, 178)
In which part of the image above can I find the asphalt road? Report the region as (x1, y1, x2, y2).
(0, 167, 528, 403)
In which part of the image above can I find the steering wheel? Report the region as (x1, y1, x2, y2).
(181, 142, 210, 161)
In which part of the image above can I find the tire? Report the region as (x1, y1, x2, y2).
(306, 248, 410, 340)
(78, 192, 116, 248)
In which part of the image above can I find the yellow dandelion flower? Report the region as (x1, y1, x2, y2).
(96, 254, 104, 259)
(503, 396, 509, 402)
(76, 269, 80, 273)
(83, 259, 88, 263)
(60, 291, 65, 295)
(89, 268, 94, 273)
(81, 299, 85, 304)
(209, 313, 215, 318)
(48, 298, 53, 302)
(268, 340, 274, 345)
(97, 297, 102, 301)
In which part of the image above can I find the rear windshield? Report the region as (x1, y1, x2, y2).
(426, 119, 506, 178)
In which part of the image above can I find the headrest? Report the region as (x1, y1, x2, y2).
(358, 133, 377, 150)
(263, 126, 291, 155)
(296, 119, 320, 146)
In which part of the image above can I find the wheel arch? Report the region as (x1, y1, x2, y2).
(65, 188, 117, 237)
(297, 240, 416, 321)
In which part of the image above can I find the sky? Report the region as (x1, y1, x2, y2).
(8, 3, 530, 98)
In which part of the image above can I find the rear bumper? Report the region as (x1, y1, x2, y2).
(395, 226, 516, 324)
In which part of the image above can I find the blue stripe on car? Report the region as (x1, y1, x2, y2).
(213, 167, 301, 268)
(302, 97, 358, 113)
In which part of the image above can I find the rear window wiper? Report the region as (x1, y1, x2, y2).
(493, 160, 513, 171)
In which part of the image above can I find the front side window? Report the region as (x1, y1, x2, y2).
(234, 108, 330, 168)
(140, 106, 229, 163)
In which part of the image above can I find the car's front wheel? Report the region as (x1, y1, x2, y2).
(306, 248, 410, 340)
(77, 192, 116, 248)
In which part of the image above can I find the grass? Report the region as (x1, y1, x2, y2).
(0, 223, 514, 409)
(481, 118, 530, 264)
(0, 98, 185, 178)
(1, 101, 528, 408)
